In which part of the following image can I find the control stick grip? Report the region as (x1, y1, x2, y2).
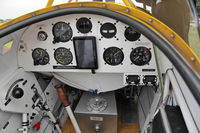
(55, 85, 70, 107)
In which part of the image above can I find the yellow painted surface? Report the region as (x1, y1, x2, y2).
(0, 2, 199, 74)
(46, 0, 54, 8)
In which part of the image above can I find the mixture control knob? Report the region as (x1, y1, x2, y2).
(94, 124, 100, 132)
(12, 87, 24, 99)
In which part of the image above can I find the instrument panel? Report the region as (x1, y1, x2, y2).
(18, 14, 157, 75)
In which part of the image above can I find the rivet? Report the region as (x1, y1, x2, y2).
(79, 3, 83, 7)
(190, 57, 196, 62)
(32, 13, 36, 16)
(126, 8, 130, 13)
(102, 4, 106, 8)
(149, 18, 153, 22)
(170, 33, 175, 38)
(25, 104, 28, 108)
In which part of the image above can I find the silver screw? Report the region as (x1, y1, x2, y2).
(126, 8, 129, 13)
(149, 18, 153, 22)
(190, 57, 196, 62)
(170, 33, 175, 38)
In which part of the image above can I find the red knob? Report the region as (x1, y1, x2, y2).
(33, 122, 41, 131)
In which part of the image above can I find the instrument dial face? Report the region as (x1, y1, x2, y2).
(124, 27, 141, 41)
(52, 22, 73, 42)
(100, 23, 117, 38)
(76, 17, 92, 33)
(32, 48, 49, 65)
(130, 47, 151, 66)
(54, 47, 73, 65)
(103, 47, 124, 66)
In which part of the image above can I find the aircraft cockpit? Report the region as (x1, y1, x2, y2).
(0, 0, 200, 133)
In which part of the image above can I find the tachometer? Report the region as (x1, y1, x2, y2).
(32, 48, 49, 65)
(130, 47, 151, 66)
(54, 47, 73, 65)
(124, 27, 141, 41)
(52, 22, 73, 43)
(103, 47, 124, 66)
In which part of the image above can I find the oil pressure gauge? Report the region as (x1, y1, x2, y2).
(130, 47, 151, 66)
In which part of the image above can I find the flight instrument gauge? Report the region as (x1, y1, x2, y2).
(103, 47, 124, 66)
(124, 27, 141, 41)
(130, 47, 151, 66)
(32, 48, 49, 65)
(76, 17, 92, 33)
(100, 23, 117, 38)
(54, 47, 73, 65)
(52, 22, 73, 43)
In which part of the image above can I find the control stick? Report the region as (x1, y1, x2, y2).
(55, 84, 82, 133)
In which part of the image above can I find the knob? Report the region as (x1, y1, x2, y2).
(55, 84, 70, 107)
(37, 31, 48, 41)
(32, 122, 41, 131)
(12, 87, 24, 99)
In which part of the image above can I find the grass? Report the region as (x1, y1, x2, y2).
(189, 26, 200, 59)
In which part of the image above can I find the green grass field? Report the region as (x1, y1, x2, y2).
(189, 26, 200, 59)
